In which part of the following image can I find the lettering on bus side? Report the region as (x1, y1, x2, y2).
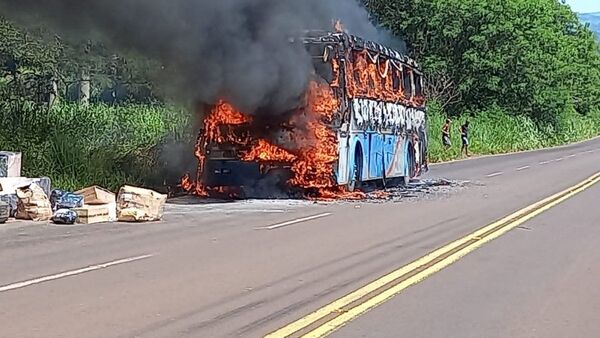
(351, 98, 425, 133)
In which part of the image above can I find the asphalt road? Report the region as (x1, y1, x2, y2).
(1, 137, 599, 338)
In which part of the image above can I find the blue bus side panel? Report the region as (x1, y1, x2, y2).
(368, 134, 385, 179)
(384, 134, 406, 178)
(357, 134, 369, 181)
(345, 134, 369, 183)
(346, 133, 410, 183)
(402, 137, 410, 177)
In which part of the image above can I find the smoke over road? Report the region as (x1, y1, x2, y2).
(0, 0, 395, 114)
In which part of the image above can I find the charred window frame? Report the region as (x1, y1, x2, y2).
(402, 66, 413, 98)
(379, 59, 388, 89)
(305, 43, 334, 84)
(414, 72, 423, 98)
(391, 64, 401, 93)
(348, 51, 361, 87)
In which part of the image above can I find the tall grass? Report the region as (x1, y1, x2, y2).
(427, 100, 600, 163)
(0, 100, 192, 191)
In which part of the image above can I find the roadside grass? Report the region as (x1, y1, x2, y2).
(0, 101, 192, 191)
(427, 101, 600, 163)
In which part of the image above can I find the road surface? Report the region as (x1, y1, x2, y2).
(1, 137, 599, 338)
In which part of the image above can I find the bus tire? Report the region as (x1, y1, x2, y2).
(347, 147, 363, 192)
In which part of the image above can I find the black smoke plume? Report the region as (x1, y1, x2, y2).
(0, 0, 397, 114)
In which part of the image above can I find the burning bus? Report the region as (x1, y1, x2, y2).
(182, 30, 428, 199)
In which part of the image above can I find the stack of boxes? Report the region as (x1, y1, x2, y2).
(74, 186, 117, 224)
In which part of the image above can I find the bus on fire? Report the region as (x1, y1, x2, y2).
(187, 30, 428, 198)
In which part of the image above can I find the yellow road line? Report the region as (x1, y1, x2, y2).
(265, 172, 600, 338)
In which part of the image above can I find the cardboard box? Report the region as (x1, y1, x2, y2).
(117, 185, 167, 222)
(75, 186, 116, 205)
(73, 205, 111, 224)
(0, 152, 22, 178)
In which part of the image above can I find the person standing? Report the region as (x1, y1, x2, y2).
(460, 120, 470, 157)
(442, 118, 451, 150)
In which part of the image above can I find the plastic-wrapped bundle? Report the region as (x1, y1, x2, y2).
(52, 209, 78, 225)
(50, 190, 84, 211)
(0, 200, 8, 223)
(0, 194, 17, 217)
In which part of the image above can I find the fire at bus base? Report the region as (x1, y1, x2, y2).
(181, 30, 428, 200)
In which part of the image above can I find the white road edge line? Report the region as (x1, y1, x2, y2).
(0, 254, 154, 293)
(258, 213, 333, 230)
(516, 166, 530, 171)
(486, 172, 504, 178)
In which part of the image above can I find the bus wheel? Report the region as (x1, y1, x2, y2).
(347, 148, 363, 192)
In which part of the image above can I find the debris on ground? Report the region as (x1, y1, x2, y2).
(358, 178, 470, 203)
(117, 185, 167, 222)
(52, 209, 78, 225)
(15, 183, 53, 221)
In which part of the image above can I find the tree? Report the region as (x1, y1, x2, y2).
(366, 0, 600, 125)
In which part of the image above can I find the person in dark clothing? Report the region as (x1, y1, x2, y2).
(460, 120, 470, 157)
(442, 119, 451, 149)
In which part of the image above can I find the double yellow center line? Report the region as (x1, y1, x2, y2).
(266, 172, 600, 338)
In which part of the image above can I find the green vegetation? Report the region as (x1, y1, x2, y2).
(426, 100, 600, 162)
(1, 18, 190, 191)
(368, 0, 600, 162)
(0, 100, 191, 191)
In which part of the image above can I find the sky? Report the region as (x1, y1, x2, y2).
(565, 0, 600, 13)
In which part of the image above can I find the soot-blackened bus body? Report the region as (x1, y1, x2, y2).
(203, 31, 428, 192)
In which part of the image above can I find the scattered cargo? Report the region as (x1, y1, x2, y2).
(76, 186, 116, 205)
(0, 194, 17, 217)
(117, 185, 167, 222)
(50, 190, 84, 211)
(0, 200, 8, 224)
(15, 183, 53, 221)
(0, 151, 22, 178)
(73, 204, 112, 224)
(52, 209, 78, 225)
(76, 185, 117, 221)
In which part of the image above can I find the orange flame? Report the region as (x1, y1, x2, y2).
(204, 100, 251, 144)
(344, 50, 426, 106)
(181, 101, 251, 196)
(242, 139, 297, 162)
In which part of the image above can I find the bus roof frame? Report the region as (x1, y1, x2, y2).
(300, 30, 422, 73)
